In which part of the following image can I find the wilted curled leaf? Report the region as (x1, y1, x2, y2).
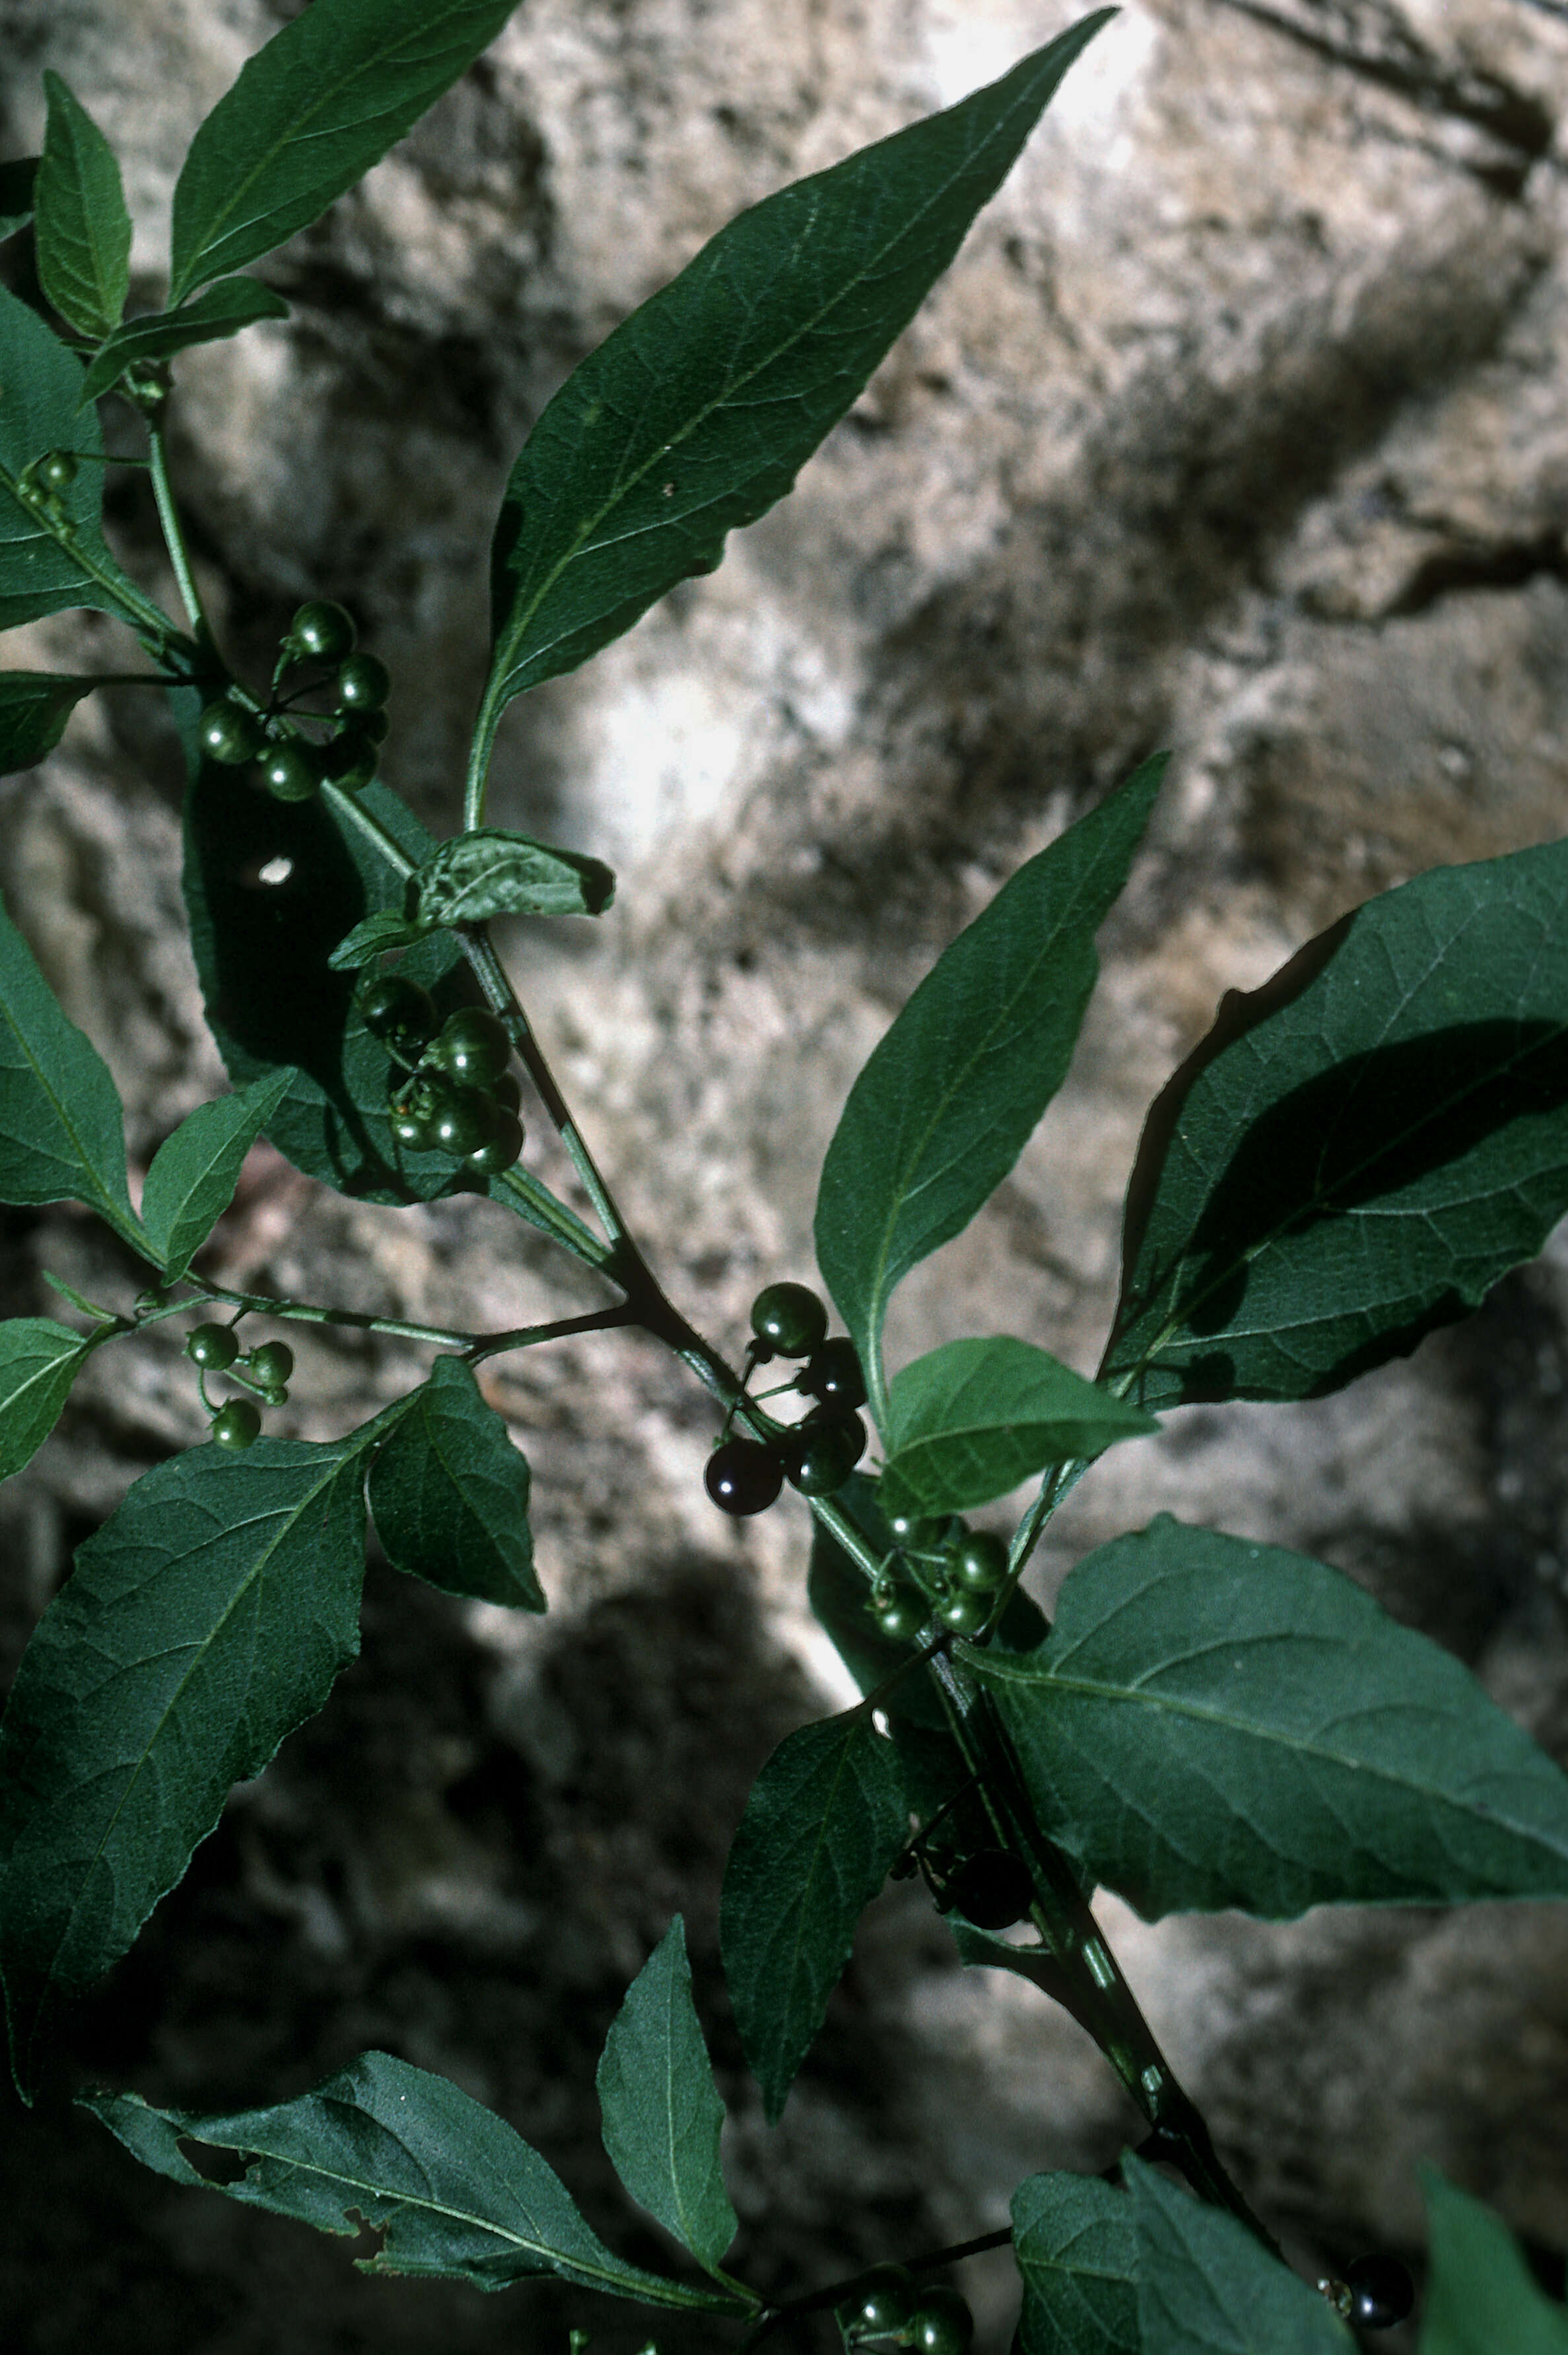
(404, 829, 615, 928)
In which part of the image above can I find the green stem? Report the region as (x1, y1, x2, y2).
(737, 2226, 1015, 2353)
(467, 1303, 638, 1363)
(462, 691, 503, 834)
(147, 421, 211, 642)
(195, 1285, 491, 1351)
(320, 780, 417, 878)
(494, 1163, 617, 1271)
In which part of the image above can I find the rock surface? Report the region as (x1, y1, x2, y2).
(3, 1, 1568, 2348)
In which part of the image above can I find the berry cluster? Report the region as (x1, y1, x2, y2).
(869, 1515, 1008, 1643)
(197, 601, 390, 804)
(841, 2269, 972, 2355)
(186, 1321, 294, 1449)
(359, 977, 524, 1178)
(703, 1284, 868, 1516)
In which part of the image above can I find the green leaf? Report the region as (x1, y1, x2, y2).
(0, 671, 97, 774)
(880, 1338, 1156, 1517)
(0, 1434, 370, 2094)
(970, 1515, 1568, 1922)
(0, 158, 40, 244)
(0, 287, 147, 631)
(139, 1070, 292, 1281)
(80, 2049, 742, 2311)
(34, 74, 131, 340)
(481, 13, 1114, 732)
(327, 907, 426, 971)
(596, 1915, 739, 2277)
(182, 770, 479, 1204)
(168, 0, 520, 303)
(406, 828, 617, 927)
(77, 277, 290, 409)
(1419, 2167, 1568, 2355)
(1126, 2155, 1353, 2353)
(368, 1355, 542, 1609)
(1011, 2169, 1139, 2355)
(816, 756, 1164, 1417)
(0, 1316, 96, 1482)
(1107, 833, 1568, 1409)
(0, 883, 144, 1253)
(720, 1705, 907, 2123)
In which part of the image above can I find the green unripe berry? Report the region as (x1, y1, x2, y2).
(323, 723, 380, 791)
(464, 1109, 525, 1177)
(36, 448, 78, 491)
(954, 1530, 1008, 1591)
(851, 2266, 916, 2338)
(211, 1398, 261, 1449)
(197, 698, 265, 767)
(336, 651, 391, 710)
(749, 1281, 828, 1359)
(875, 1590, 926, 1643)
(429, 1085, 495, 1158)
(940, 1589, 990, 1637)
(260, 738, 320, 802)
(390, 1103, 438, 1153)
(247, 1340, 294, 1390)
(358, 973, 437, 1056)
(885, 1504, 939, 1548)
(286, 599, 357, 664)
(908, 2290, 972, 2355)
(423, 1008, 512, 1089)
(493, 1071, 523, 1116)
(186, 1321, 238, 1371)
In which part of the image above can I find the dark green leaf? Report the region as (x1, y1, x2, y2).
(0, 671, 97, 774)
(971, 1515, 1568, 1922)
(77, 277, 290, 409)
(0, 1435, 373, 2094)
(368, 1355, 541, 1609)
(1126, 2155, 1353, 2353)
(0, 158, 40, 244)
(880, 1338, 1156, 1517)
(34, 73, 130, 339)
(1107, 834, 1568, 1408)
(1011, 2169, 1139, 2355)
(327, 907, 427, 971)
(406, 828, 617, 927)
(482, 14, 1114, 734)
(596, 1915, 738, 2276)
(0, 1316, 96, 1480)
(182, 770, 480, 1204)
(817, 757, 1163, 1417)
(0, 884, 144, 1253)
(0, 287, 147, 630)
(1419, 2167, 1568, 2355)
(81, 2049, 741, 2309)
(139, 1070, 292, 1281)
(720, 1705, 907, 2123)
(168, 0, 520, 302)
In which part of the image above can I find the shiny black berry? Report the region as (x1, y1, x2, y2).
(785, 1410, 867, 1497)
(186, 1321, 238, 1371)
(336, 651, 391, 711)
(323, 724, 380, 792)
(211, 1398, 261, 1450)
(954, 1530, 1008, 1590)
(1344, 2254, 1415, 2331)
(358, 974, 436, 1056)
(850, 2266, 916, 2338)
(947, 1849, 1033, 1930)
(749, 1281, 829, 1358)
(36, 448, 78, 491)
(493, 1071, 523, 1116)
(198, 697, 265, 766)
(908, 2290, 973, 2355)
(260, 737, 320, 802)
(799, 1336, 866, 1410)
(423, 1007, 512, 1089)
(704, 1437, 784, 1516)
(247, 1340, 294, 1391)
(428, 1086, 496, 1158)
(464, 1109, 525, 1177)
(286, 599, 356, 664)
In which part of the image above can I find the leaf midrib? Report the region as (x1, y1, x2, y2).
(487, 54, 1058, 701)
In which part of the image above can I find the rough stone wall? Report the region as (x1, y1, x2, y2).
(2, 1, 1568, 2349)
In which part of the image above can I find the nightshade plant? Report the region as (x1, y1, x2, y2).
(0, 4, 1565, 2349)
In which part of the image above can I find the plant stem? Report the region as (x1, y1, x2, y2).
(465, 930, 628, 1240)
(147, 420, 212, 642)
(320, 780, 417, 878)
(494, 1163, 617, 1270)
(737, 2227, 1015, 2352)
(194, 1285, 493, 1351)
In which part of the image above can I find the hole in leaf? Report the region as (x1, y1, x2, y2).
(177, 2137, 253, 2186)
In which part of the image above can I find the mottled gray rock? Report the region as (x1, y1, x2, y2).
(2, 1, 1568, 2348)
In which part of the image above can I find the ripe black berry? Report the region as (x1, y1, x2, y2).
(947, 1849, 1034, 1930)
(358, 973, 436, 1057)
(423, 1008, 512, 1089)
(704, 1437, 784, 1516)
(908, 2290, 972, 2355)
(1344, 2253, 1414, 2330)
(798, 1336, 866, 1409)
(428, 1085, 495, 1158)
(464, 1109, 525, 1177)
(785, 1410, 867, 1497)
(750, 1281, 828, 1358)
